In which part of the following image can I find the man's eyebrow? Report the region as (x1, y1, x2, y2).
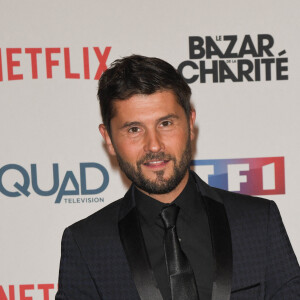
(120, 114, 179, 129)
(120, 121, 142, 130)
(157, 114, 179, 123)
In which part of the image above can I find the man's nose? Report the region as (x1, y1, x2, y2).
(143, 130, 164, 153)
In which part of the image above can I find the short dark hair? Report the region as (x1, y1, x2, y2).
(97, 54, 191, 135)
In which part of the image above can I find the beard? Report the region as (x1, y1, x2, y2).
(114, 137, 192, 195)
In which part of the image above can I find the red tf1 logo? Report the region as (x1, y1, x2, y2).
(191, 156, 285, 195)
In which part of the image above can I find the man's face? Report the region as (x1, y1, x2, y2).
(100, 90, 195, 196)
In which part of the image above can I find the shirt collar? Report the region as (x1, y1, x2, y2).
(135, 172, 200, 226)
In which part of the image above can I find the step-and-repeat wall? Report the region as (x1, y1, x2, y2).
(1, 1, 299, 299)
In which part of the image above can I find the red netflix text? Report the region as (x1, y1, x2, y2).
(0, 47, 111, 81)
(0, 284, 57, 300)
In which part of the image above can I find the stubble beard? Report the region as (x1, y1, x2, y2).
(115, 137, 192, 195)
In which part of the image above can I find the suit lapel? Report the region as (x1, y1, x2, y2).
(118, 187, 163, 300)
(192, 172, 233, 300)
(118, 173, 232, 300)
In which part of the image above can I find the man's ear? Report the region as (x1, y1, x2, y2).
(99, 124, 116, 156)
(189, 109, 196, 141)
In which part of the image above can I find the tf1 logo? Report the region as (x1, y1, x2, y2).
(0, 163, 109, 203)
(191, 157, 285, 195)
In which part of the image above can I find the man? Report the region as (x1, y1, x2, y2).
(56, 55, 300, 300)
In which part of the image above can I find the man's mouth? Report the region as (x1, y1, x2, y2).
(143, 160, 169, 167)
(137, 152, 173, 169)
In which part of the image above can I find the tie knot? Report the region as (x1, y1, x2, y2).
(160, 204, 179, 229)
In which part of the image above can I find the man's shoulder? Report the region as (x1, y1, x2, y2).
(67, 197, 124, 237)
(210, 185, 275, 223)
(213, 186, 271, 207)
(193, 171, 272, 212)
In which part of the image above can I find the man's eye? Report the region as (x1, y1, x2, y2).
(128, 127, 140, 133)
(160, 120, 172, 127)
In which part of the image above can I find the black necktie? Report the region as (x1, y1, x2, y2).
(160, 204, 199, 300)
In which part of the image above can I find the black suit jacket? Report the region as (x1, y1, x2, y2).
(56, 172, 300, 299)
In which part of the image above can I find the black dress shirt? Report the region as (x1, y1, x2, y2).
(135, 173, 214, 300)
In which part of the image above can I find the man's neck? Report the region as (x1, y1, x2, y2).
(135, 171, 189, 203)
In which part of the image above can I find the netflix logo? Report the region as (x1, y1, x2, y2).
(0, 284, 56, 300)
(0, 47, 111, 81)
